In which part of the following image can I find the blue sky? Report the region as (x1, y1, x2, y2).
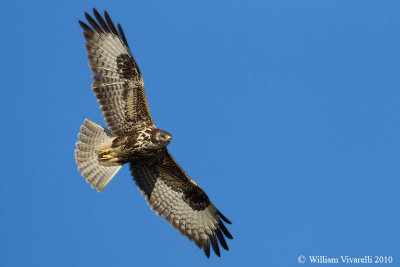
(1, 0, 399, 266)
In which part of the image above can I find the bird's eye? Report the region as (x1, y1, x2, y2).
(160, 133, 165, 139)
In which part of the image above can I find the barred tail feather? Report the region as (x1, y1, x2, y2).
(75, 119, 122, 192)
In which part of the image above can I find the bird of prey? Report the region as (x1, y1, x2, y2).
(74, 9, 232, 258)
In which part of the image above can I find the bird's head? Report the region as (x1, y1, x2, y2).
(153, 129, 172, 147)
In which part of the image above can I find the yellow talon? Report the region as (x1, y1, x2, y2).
(100, 148, 112, 154)
(98, 148, 114, 160)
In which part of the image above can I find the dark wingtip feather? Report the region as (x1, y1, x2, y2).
(93, 8, 111, 33)
(118, 23, 129, 46)
(216, 228, 229, 251)
(104, 10, 119, 35)
(203, 239, 210, 258)
(78, 20, 92, 32)
(85, 12, 104, 34)
(219, 221, 233, 240)
(210, 234, 220, 257)
(82, 9, 132, 54)
(217, 211, 232, 224)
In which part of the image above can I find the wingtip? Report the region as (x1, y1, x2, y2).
(92, 8, 100, 18)
(78, 20, 89, 30)
(219, 221, 233, 240)
(103, 10, 119, 36)
(215, 228, 229, 251)
(104, 10, 111, 23)
(210, 234, 221, 257)
(203, 238, 210, 258)
(217, 210, 232, 224)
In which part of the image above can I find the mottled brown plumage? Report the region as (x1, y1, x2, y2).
(75, 9, 232, 258)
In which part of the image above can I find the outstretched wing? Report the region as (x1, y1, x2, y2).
(79, 9, 153, 136)
(130, 150, 233, 258)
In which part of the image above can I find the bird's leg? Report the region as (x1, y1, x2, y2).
(98, 148, 114, 160)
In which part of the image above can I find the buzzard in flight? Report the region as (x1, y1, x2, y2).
(74, 9, 232, 258)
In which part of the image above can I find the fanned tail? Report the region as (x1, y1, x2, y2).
(75, 119, 122, 192)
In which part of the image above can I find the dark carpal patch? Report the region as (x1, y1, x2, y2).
(117, 54, 141, 80)
(158, 151, 211, 211)
(181, 185, 210, 211)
